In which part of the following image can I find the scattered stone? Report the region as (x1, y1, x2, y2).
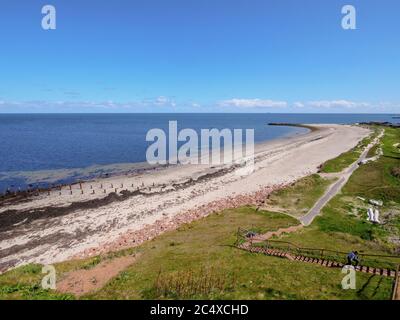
(369, 199, 383, 207)
(73, 186, 276, 259)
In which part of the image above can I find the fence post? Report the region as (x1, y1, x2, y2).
(392, 264, 400, 300)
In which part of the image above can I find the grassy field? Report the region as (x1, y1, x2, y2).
(265, 174, 334, 217)
(282, 126, 400, 266)
(366, 144, 378, 158)
(321, 127, 379, 173)
(0, 125, 398, 300)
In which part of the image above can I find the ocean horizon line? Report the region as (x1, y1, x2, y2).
(0, 112, 399, 115)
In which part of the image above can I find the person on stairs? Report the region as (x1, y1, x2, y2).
(346, 251, 359, 266)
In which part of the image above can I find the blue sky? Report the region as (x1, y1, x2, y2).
(0, 0, 399, 113)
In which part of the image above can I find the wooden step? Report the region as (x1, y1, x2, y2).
(237, 245, 395, 278)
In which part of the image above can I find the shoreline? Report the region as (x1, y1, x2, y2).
(0, 124, 370, 273)
(0, 123, 312, 205)
(0, 123, 310, 196)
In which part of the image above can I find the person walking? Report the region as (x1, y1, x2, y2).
(346, 251, 359, 266)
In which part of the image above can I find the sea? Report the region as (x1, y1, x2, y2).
(0, 113, 398, 193)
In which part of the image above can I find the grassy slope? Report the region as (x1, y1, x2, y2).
(265, 174, 334, 217)
(1, 206, 393, 300)
(86, 207, 392, 300)
(283, 126, 400, 267)
(321, 127, 379, 173)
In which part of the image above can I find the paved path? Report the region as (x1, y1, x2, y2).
(300, 131, 384, 226)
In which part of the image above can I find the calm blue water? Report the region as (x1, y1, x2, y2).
(0, 113, 398, 192)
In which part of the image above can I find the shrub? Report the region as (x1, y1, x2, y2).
(391, 167, 400, 178)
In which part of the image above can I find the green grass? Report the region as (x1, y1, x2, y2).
(321, 127, 379, 173)
(0, 206, 393, 300)
(84, 206, 391, 300)
(282, 126, 400, 269)
(265, 174, 334, 217)
(342, 127, 400, 203)
(0, 253, 119, 300)
(343, 159, 400, 203)
(0, 264, 74, 300)
(321, 150, 361, 173)
(381, 127, 400, 159)
(366, 144, 378, 158)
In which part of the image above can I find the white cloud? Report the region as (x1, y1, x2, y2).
(0, 97, 180, 111)
(141, 96, 177, 107)
(153, 96, 176, 107)
(218, 98, 287, 108)
(306, 100, 370, 109)
(293, 102, 305, 108)
(1, 98, 398, 113)
(289, 100, 400, 113)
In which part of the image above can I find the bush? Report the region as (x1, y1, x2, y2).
(391, 167, 400, 178)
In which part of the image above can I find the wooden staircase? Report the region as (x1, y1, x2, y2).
(237, 243, 397, 278)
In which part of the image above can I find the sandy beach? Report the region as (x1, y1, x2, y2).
(0, 124, 370, 272)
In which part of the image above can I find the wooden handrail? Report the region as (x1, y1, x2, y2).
(238, 228, 400, 261)
(392, 265, 400, 300)
(264, 239, 400, 260)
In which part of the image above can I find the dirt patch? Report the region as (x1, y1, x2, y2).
(250, 224, 304, 244)
(57, 254, 138, 297)
(391, 167, 400, 178)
